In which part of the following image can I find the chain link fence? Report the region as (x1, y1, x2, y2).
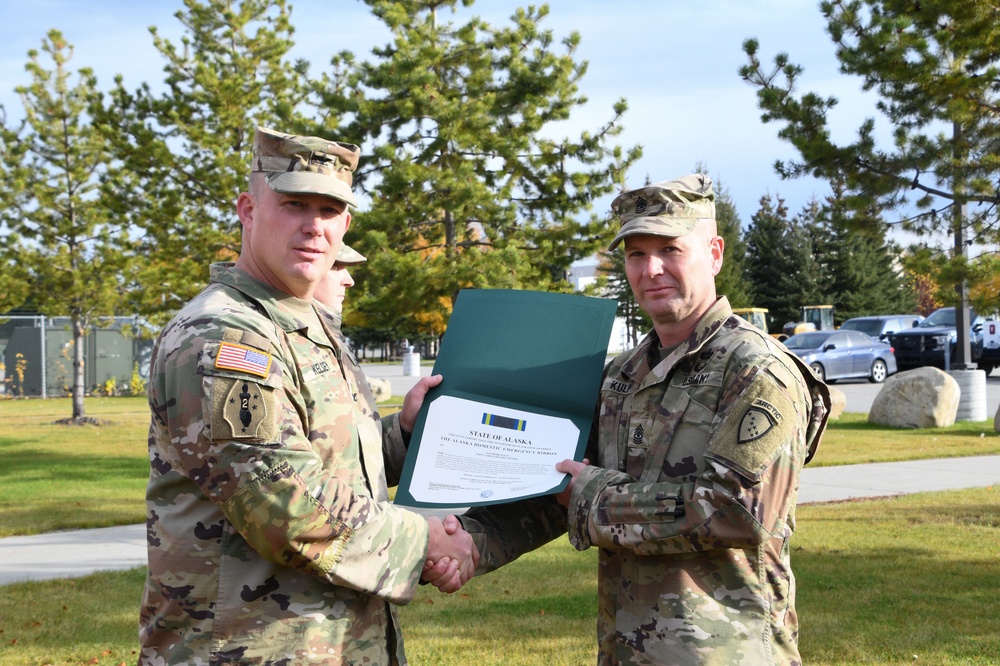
(0, 315, 156, 398)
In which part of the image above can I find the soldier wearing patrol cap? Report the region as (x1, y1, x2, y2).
(315, 244, 366, 314)
(140, 127, 475, 665)
(432, 174, 831, 665)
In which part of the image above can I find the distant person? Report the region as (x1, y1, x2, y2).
(427, 174, 831, 665)
(314, 243, 365, 314)
(312, 243, 432, 491)
(140, 126, 476, 665)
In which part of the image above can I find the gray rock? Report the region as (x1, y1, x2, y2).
(827, 385, 846, 420)
(869, 367, 960, 428)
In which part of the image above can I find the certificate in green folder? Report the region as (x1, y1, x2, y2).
(393, 288, 617, 509)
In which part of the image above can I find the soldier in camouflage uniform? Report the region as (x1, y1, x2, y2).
(313, 245, 418, 489)
(315, 244, 366, 316)
(140, 127, 476, 665)
(433, 174, 830, 665)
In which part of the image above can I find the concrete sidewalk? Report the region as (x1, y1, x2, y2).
(2, 455, 999, 586)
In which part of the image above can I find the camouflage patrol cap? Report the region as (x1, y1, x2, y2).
(334, 244, 367, 266)
(609, 173, 715, 250)
(251, 126, 360, 207)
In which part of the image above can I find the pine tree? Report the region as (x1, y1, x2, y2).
(101, 0, 316, 324)
(0, 31, 135, 420)
(741, 0, 1000, 365)
(713, 177, 751, 308)
(320, 0, 640, 338)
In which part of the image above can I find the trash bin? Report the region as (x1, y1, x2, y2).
(402, 345, 421, 376)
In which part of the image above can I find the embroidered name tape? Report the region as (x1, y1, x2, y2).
(215, 341, 272, 378)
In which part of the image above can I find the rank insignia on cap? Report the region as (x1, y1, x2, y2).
(215, 341, 272, 378)
(634, 196, 648, 214)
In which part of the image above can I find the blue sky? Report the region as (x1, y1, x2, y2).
(0, 0, 910, 241)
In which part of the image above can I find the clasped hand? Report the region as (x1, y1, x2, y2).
(423, 515, 478, 593)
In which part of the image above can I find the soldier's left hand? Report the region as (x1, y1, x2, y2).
(399, 374, 443, 433)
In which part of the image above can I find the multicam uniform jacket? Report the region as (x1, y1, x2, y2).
(463, 297, 829, 666)
(140, 263, 428, 666)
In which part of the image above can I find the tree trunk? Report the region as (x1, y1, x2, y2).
(72, 314, 86, 420)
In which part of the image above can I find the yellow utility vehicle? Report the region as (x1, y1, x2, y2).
(732, 307, 770, 333)
(780, 305, 836, 341)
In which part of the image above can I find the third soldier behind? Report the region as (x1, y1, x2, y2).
(429, 173, 831, 665)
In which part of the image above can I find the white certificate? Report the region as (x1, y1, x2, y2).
(403, 395, 579, 506)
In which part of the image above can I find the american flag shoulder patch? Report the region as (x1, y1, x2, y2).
(215, 341, 272, 378)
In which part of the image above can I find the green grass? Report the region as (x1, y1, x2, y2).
(2, 488, 998, 665)
(810, 412, 1000, 466)
(0, 397, 150, 537)
(1, 398, 999, 663)
(0, 399, 996, 536)
(0, 396, 399, 536)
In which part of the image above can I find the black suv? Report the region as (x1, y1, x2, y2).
(888, 307, 985, 371)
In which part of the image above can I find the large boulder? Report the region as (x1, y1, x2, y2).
(368, 377, 392, 403)
(827, 385, 846, 420)
(994, 403, 1000, 433)
(869, 367, 960, 428)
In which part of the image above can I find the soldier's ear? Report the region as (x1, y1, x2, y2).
(710, 235, 724, 276)
(236, 192, 255, 231)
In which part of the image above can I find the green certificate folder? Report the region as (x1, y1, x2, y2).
(393, 288, 617, 509)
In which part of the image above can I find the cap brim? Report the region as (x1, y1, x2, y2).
(335, 245, 367, 265)
(608, 217, 697, 250)
(267, 171, 358, 207)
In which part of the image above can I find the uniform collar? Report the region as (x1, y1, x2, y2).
(209, 262, 329, 344)
(618, 296, 734, 383)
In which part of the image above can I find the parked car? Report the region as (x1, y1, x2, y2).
(887, 306, 986, 371)
(839, 314, 923, 341)
(784, 329, 898, 383)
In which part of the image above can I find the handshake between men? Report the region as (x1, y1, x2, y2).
(396, 374, 480, 593)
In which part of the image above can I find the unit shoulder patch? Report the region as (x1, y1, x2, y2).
(709, 382, 795, 480)
(737, 398, 782, 443)
(210, 376, 278, 441)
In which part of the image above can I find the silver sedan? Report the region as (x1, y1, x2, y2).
(784, 329, 898, 383)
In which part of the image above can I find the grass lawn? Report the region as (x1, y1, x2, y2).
(1, 397, 999, 664)
(1, 487, 998, 665)
(1, 398, 998, 536)
(810, 412, 1000, 467)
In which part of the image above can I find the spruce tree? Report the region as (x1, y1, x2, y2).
(713, 177, 751, 308)
(813, 180, 917, 320)
(744, 194, 792, 325)
(320, 0, 640, 338)
(0, 31, 135, 419)
(741, 0, 1000, 365)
